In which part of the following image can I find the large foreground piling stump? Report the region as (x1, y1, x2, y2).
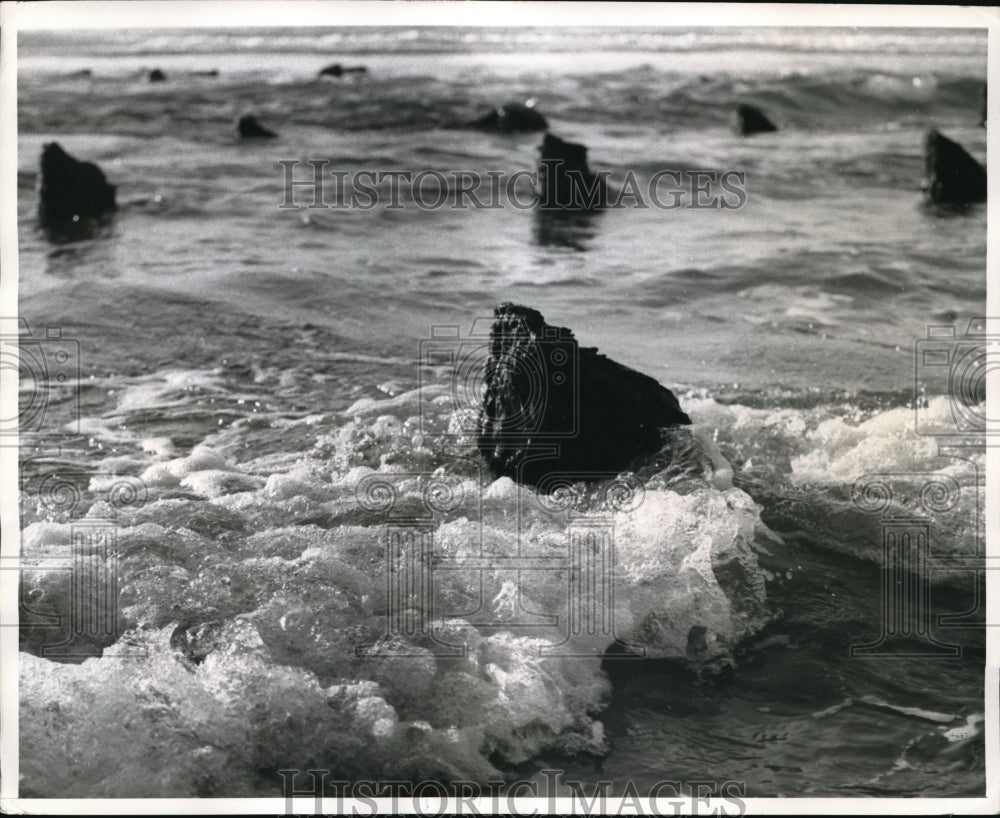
(476, 303, 691, 485)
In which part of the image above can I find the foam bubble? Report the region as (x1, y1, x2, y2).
(20, 387, 776, 794)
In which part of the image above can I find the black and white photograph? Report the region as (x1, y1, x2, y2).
(1, 2, 995, 812)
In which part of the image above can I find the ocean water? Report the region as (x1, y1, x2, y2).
(15, 26, 987, 798)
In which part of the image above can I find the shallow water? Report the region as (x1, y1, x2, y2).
(15, 26, 987, 798)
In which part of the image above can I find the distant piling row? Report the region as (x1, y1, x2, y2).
(36, 65, 988, 236)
